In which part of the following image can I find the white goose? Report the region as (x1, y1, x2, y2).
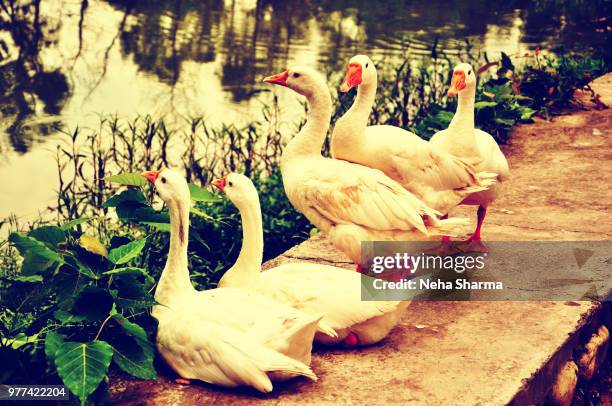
(263, 67, 469, 266)
(142, 168, 329, 392)
(429, 63, 510, 251)
(332, 54, 497, 215)
(213, 173, 409, 347)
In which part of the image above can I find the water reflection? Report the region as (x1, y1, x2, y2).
(1, 0, 609, 153)
(0, 0, 68, 153)
(0, 0, 609, 219)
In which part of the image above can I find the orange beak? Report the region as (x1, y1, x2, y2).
(340, 63, 363, 93)
(142, 170, 161, 185)
(212, 176, 227, 192)
(448, 70, 466, 97)
(263, 71, 289, 87)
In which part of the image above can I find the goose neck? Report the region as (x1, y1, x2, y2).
(282, 86, 332, 163)
(449, 86, 476, 133)
(332, 82, 376, 158)
(222, 197, 264, 288)
(155, 197, 193, 306)
(352, 81, 377, 123)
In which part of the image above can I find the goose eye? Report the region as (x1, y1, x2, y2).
(468, 71, 472, 76)
(228, 181, 233, 187)
(292, 73, 300, 78)
(161, 177, 167, 184)
(365, 63, 369, 68)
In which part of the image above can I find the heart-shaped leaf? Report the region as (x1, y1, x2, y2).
(70, 287, 114, 322)
(111, 275, 156, 310)
(104, 172, 148, 187)
(104, 189, 147, 208)
(110, 314, 156, 379)
(108, 238, 146, 265)
(116, 204, 169, 224)
(55, 341, 113, 404)
(9, 233, 64, 274)
(29, 226, 66, 248)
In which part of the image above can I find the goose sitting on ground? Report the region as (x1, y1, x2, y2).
(142, 168, 333, 392)
(429, 63, 510, 252)
(263, 67, 469, 267)
(213, 173, 409, 347)
(332, 54, 497, 215)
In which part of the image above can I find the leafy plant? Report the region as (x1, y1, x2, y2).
(1, 216, 159, 404)
(0, 174, 218, 403)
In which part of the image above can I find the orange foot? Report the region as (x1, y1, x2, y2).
(342, 332, 359, 347)
(175, 378, 191, 385)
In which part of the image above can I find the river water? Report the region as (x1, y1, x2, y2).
(0, 0, 608, 222)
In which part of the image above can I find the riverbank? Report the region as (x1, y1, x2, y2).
(108, 75, 611, 405)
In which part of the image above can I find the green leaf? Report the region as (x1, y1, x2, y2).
(11, 332, 30, 349)
(494, 117, 516, 127)
(520, 107, 537, 120)
(189, 183, 220, 202)
(9, 232, 63, 262)
(70, 287, 114, 322)
(432, 110, 454, 126)
(54, 309, 86, 324)
(116, 204, 169, 224)
(103, 267, 147, 277)
(55, 341, 113, 404)
(110, 275, 156, 310)
(108, 238, 146, 265)
(110, 314, 156, 379)
(113, 314, 149, 344)
(49, 266, 82, 306)
(103, 267, 154, 285)
(114, 296, 156, 310)
(45, 331, 65, 365)
(22, 256, 58, 276)
(104, 172, 148, 187)
(10, 274, 43, 283)
(62, 253, 99, 280)
(9, 233, 64, 274)
(104, 189, 147, 208)
(29, 226, 66, 248)
(61, 217, 92, 230)
(474, 101, 498, 110)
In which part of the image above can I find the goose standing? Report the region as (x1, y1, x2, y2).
(332, 55, 497, 215)
(141, 168, 329, 392)
(263, 67, 468, 266)
(429, 63, 510, 251)
(213, 173, 409, 347)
